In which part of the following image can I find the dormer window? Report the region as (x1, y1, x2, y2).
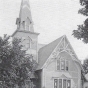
(57, 57, 69, 71)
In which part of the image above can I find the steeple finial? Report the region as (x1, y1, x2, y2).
(20, 0, 30, 15)
(21, 0, 30, 7)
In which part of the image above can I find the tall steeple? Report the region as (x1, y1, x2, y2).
(12, 0, 39, 63)
(16, 0, 34, 32)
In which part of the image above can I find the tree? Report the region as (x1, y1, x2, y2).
(81, 58, 88, 84)
(82, 58, 88, 74)
(0, 35, 37, 88)
(72, 0, 88, 43)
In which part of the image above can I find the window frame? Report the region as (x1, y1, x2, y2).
(54, 79, 58, 88)
(22, 37, 32, 49)
(54, 78, 71, 88)
(56, 57, 69, 71)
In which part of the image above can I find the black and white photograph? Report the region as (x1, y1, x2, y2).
(0, 0, 88, 88)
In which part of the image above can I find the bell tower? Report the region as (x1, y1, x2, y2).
(16, 0, 34, 32)
(12, 0, 39, 62)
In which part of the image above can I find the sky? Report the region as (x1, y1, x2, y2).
(0, 0, 88, 62)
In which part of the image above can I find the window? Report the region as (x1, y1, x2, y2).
(66, 61, 68, 71)
(61, 60, 65, 70)
(57, 57, 69, 71)
(57, 60, 60, 70)
(59, 79, 62, 88)
(63, 79, 66, 88)
(54, 79, 71, 88)
(24, 37, 32, 49)
(22, 20, 29, 31)
(25, 18, 31, 31)
(67, 80, 71, 88)
(26, 38, 31, 49)
(54, 79, 58, 88)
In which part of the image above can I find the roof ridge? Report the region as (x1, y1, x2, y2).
(39, 35, 64, 51)
(37, 35, 64, 70)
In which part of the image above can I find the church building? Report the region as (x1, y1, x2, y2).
(12, 0, 83, 88)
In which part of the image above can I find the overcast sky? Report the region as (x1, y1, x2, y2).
(0, 0, 88, 61)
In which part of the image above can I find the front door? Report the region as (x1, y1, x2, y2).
(54, 79, 71, 88)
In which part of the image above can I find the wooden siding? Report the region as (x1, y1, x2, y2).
(42, 51, 81, 88)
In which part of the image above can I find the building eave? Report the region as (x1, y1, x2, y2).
(11, 29, 40, 37)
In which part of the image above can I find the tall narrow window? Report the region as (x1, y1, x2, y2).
(67, 80, 71, 88)
(27, 39, 31, 49)
(66, 61, 69, 71)
(54, 79, 58, 88)
(59, 79, 62, 88)
(61, 60, 65, 70)
(57, 60, 60, 70)
(63, 79, 66, 88)
(24, 38, 31, 49)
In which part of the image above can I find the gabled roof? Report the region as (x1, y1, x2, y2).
(38, 44, 46, 51)
(37, 35, 64, 70)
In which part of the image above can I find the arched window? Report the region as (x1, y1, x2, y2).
(21, 37, 32, 50)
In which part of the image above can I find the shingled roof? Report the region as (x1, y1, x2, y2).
(37, 35, 64, 70)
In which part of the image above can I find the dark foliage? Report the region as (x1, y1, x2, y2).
(73, 0, 88, 43)
(82, 58, 88, 74)
(0, 35, 37, 88)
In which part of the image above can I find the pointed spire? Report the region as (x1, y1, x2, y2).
(16, 0, 34, 32)
(19, 0, 32, 22)
(20, 0, 30, 16)
(21, 0, 30, 8)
